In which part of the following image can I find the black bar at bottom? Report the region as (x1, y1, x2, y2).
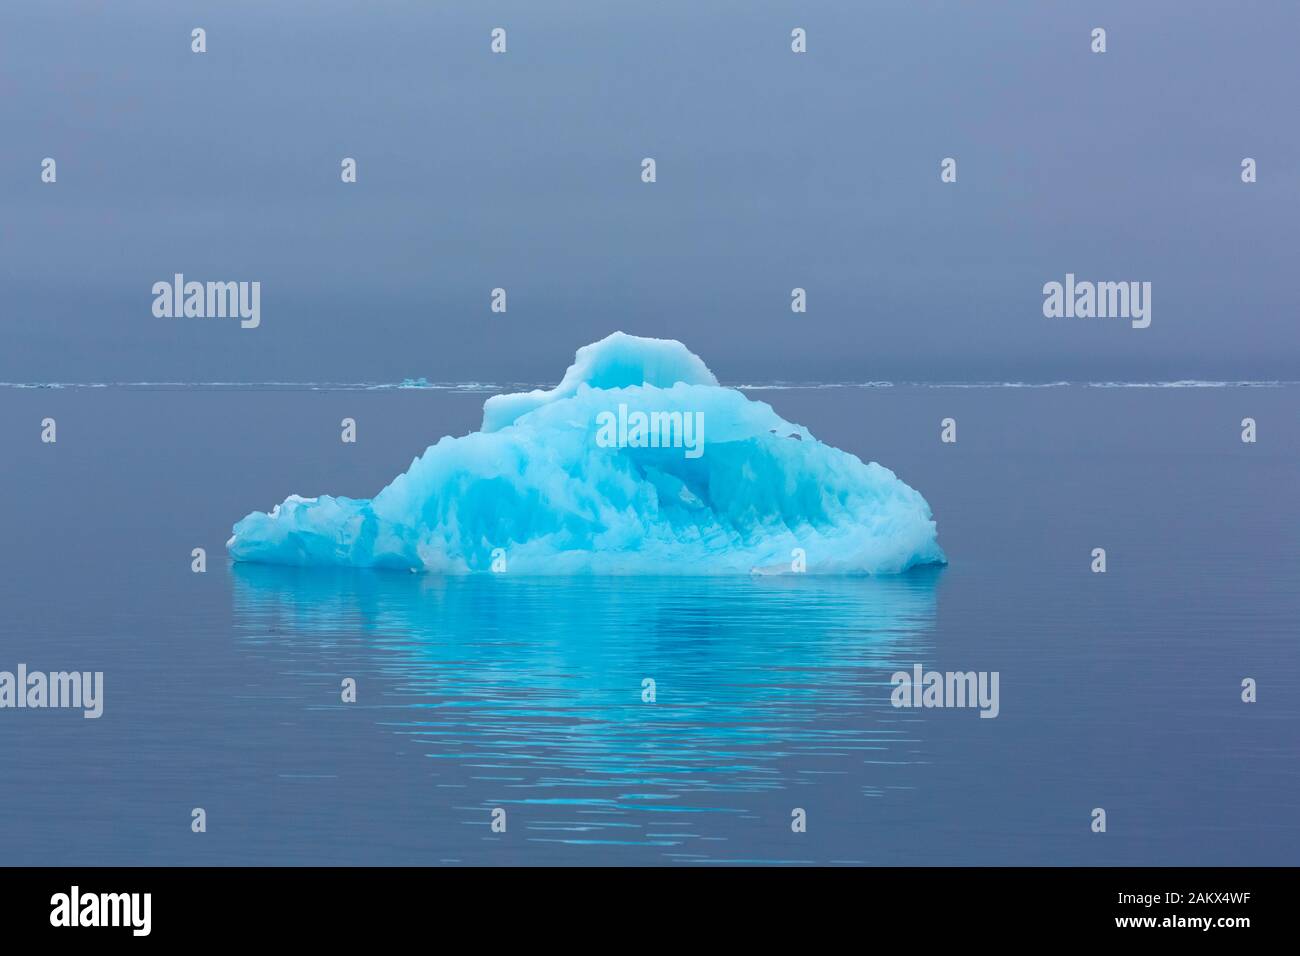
(0, 867, 1283, 940)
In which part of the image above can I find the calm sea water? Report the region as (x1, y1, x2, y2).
(0, 385, 1295, 865)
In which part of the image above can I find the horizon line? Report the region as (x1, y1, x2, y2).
(2, 379, 1295, 392)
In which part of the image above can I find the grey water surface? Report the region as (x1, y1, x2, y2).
(0, 384, 1295, 865)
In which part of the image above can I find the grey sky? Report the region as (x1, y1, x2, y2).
(2, 1, 1296, 384)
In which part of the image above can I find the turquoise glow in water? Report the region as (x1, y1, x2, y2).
(232, 567, 941, 860)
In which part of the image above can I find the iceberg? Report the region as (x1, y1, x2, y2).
(227, 332, 945, 574)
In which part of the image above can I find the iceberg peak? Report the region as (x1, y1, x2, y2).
(481, 331, 718, 432)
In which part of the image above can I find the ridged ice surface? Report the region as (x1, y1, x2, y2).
(227, 332, 945, 574)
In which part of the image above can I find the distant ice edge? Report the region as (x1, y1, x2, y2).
(227, 332, 946, 575)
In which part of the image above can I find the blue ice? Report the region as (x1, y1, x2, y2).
(227, 332, 945, 574)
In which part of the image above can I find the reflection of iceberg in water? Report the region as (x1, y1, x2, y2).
(231, 565, 942, 858)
